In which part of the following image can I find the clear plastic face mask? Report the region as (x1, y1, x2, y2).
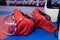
(2, 14, 16, 35)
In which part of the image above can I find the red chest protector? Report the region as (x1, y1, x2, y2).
(14, 9, 34, 35)
(33, 8, 57, 33)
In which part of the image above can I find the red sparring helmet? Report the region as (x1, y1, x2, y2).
(33, 8, 57, 33)
(14, 9, 34, 36)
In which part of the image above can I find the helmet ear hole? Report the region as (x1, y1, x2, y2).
(35, 20, 40, 25)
